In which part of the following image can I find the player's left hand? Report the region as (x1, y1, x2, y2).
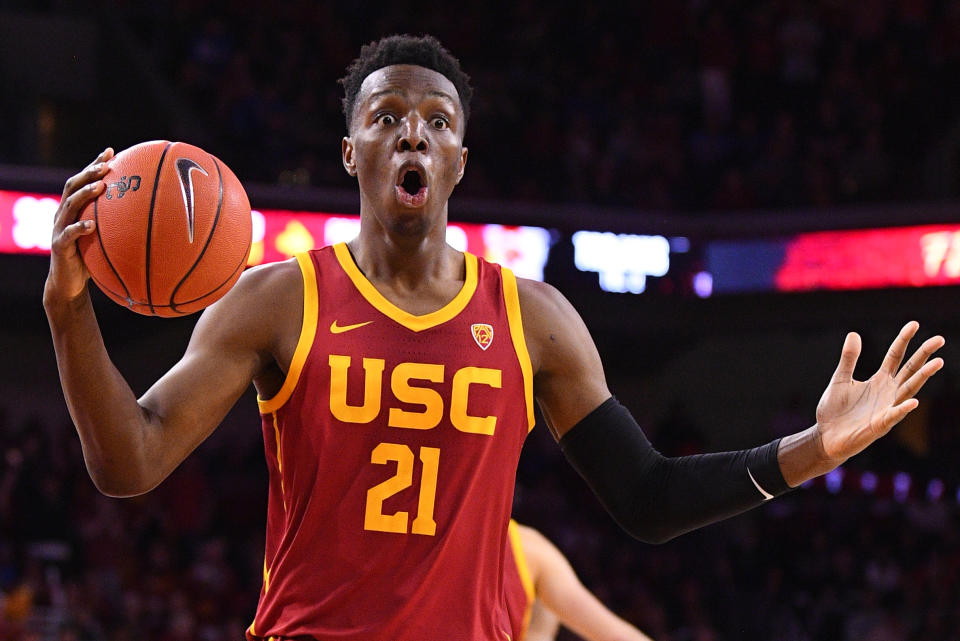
(815, 321, 944, 464)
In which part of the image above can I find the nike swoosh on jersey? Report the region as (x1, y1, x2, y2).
(330, 320, 374, 334)
(747, 467, 774, 500)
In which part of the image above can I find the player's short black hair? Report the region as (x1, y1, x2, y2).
(340, 34, 473, 132)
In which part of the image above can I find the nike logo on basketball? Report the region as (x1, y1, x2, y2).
(330, 320, 373, 334)
(747, 467, 774, 501)
(175, 157, 209, 243)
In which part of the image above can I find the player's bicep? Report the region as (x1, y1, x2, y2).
(140, 322, 258, 438)
(518, 279, 610, 438)
(136, 267, 279, 479)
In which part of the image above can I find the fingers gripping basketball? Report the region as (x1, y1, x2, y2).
(77, 141, 252, 317)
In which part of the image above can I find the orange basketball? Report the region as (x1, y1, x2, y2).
(77, 141, 252, 317)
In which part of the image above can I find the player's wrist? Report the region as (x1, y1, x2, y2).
(777, 425, 846, 487)
(43, 277, 91, 318)
(813, 423, 850, 474)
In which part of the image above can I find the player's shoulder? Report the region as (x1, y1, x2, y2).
(199, 257, 303, 329)
(234, 256, 303, 293)
(515, 277, 571, 319)
(513, 278, 587, 374)
(216, 256, 309, 311)
(516, 522, 551, 551)
(190, 257, 308, 359)
(514, 524, 567, 583)
(515, 277, 585, 340)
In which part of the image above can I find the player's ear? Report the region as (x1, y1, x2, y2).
(342, 137, 357, 177)
(455, 147, 468, 184)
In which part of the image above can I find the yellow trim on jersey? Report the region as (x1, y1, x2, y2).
(270, 413, 287, 512)
(333, 242, 478, 332)
(501, 268, 535, 431)
(246, 618, 277, 641)
(258, 252, 319, 413)
(508, 519, 536, 637)
(249, 560, 271, 637)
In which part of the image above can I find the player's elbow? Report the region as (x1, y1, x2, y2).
(634, 530, 676, 546)
(89, 474, 156, 498)
(85, 459, 157, 498)
(610, 510, 682, 545)
(622, 521, 678, 545)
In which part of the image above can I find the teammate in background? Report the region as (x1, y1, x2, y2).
(505, 520, 654, 641)
(44, 34, 944, 639)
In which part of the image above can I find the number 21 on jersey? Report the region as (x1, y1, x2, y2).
(364, 443, 440, 536)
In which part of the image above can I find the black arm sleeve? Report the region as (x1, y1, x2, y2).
(559, 397, 792, 544)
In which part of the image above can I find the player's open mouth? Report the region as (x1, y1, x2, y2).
(395, 166, 428, 207)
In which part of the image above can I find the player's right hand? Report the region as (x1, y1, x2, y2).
(815, 322, 943, 464)
(45, 147, 114, 303)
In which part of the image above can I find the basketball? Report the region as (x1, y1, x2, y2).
(77, 140, 252, 317)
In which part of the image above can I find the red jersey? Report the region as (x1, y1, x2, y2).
(248, 243, 535, 641)
(503, 520, 536, 641)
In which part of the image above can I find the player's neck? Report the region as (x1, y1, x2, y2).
(348, 223, 462, 293)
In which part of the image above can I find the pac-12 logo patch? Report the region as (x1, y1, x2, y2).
(471, 323, 494, 350)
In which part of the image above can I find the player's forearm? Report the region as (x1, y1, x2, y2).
(577, 607, 654, 641)
(556, 585, 655, 641)
(776, 424, 840, 487)
(561, 398, 791, 544)
(44, 286, 157, 497)
(605, 622, 655, 641)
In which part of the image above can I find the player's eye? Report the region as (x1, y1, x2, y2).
(432, 117, 449, 130)
(376, 113, 397, 126)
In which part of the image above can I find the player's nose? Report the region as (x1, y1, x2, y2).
(397, 115, 428, 153)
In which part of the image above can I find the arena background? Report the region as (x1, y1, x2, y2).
(2, 2, 960, 640)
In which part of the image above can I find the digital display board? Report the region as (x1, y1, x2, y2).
(4, 188, 959, 296)
(0, 190, 552, 282)
(706, 224, 960, 294)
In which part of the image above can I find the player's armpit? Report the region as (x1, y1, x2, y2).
(515, 279, 611, 439)
(524, 600, 561, 641)
(560, 398, 790, 544)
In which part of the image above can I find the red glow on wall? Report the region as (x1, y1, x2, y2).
(0, 190, 552, 281)
(775, 225, 960, 291)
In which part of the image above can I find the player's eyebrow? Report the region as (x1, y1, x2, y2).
(426, 90, 456, 105)
(367, 88, 405, 102)
(366, 88, 457, 106)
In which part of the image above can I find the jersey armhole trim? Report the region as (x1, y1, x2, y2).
(257, 252, 319, 413)
(508, 519, 536, 637)
(502, 268, 535, 431)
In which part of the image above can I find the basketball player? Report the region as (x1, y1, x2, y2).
(44, 35, 944, 639)
(504, 520, 654, 641)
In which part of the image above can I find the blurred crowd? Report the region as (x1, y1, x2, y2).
(4, 2, 960, 640)
(0, 409, 265, 641)
(2, 380, 960, 641)
(110, 0, 960, 211)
